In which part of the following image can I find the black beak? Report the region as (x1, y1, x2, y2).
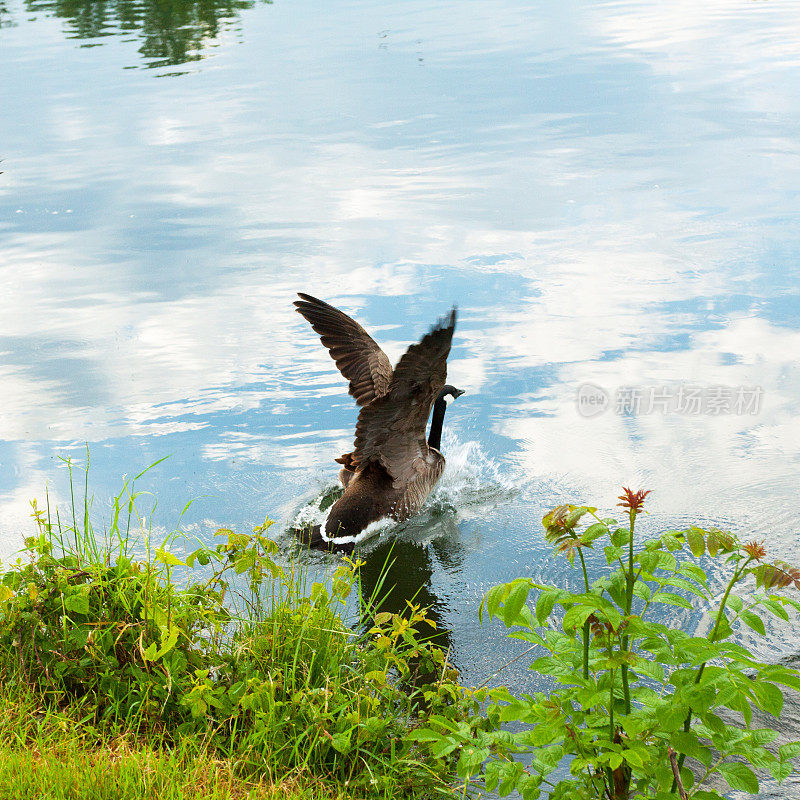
(454, 388, 466, 398)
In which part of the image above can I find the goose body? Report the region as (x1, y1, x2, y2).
(294, 293, 463, 552)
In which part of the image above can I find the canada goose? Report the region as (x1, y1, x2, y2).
(294, 293, 464, 552)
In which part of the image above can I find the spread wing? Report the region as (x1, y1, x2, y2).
(294, 293, 393, 406)
(351, 308, 456, 486)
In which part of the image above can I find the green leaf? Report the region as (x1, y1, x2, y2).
(656, 703, 689, 732)
(536, 589, 558, 625)
(686, 527, 705, 557)
(744, 747, 778, 769)
(457, 745, 490, 778)
(633, 581, 652, 601)
(718, 762, 758, 794)
(331, 731, 351, 754)
(155, 548, 185, 566)
(779, 742, 800, 762)
(726, 594, 744, 612)
(64, 588, 90, 615)
(406, 728, 441, 744)
(664, 576, 707, 599)
(143, 640, 158, 661)
(671, 731, 711, 766)
(482, 585, 505, 621)
(761, 597, 789, 622)
(703, 712, 726, 735)
(762, 597, 790, 621)
(150, 627, 179, 661)
(581, 523, 608, 545)
(484, 761, 501, 792)
(562, 604, 595, 632)
(713, 612, 733, 641)
(611, 528, 629, 547)
(234, 550, 255, 575)
(769, 760, 793, 783)
(685, 684, 716, 714)
(622, 749, 643, 767)
(740, 610, 766, 636)
(638, 551, 658, 573)
(503, 582, 531, 627)
(762, 666, 800, 692)
(706, 529, 736, 557)
(651, 592, 693, 610)
(720, 684, 753, 727)
(634, 659, 664, 682)
(604, 545, 623, 565)
(431, 736, 460, 758)
(679, 562, 708, 584)
(750, 728, 779, 746)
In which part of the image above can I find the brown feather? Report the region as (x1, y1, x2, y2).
(294, 293, 393, 406)
(350, 308, 456, 487)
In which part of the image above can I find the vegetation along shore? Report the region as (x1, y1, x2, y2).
(2, 459, 800, 799)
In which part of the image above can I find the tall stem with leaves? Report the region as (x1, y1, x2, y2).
(456, 489, 800, 800)
(672, 552, 754, 785)
(616, 489, 649, 716)
(620, 507, 635, 715)
(577, 548, 591, 680)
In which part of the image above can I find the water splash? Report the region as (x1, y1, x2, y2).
(427, 430, 519, 518)
(289, 482, 343, 531)
(287, 430, 519, 545)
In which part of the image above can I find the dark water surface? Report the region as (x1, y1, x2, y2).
(2, 0, 800, 792)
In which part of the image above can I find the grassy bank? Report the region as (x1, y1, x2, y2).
(0, 461, 482, 799)
(0, 685, 357, 800)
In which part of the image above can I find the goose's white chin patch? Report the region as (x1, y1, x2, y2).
(320, 516, 394, 546)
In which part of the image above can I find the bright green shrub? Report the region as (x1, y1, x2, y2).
(413, 488, 800, 799)
(0, 459, 479, 797)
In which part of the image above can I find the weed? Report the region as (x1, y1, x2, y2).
(413, 488, 800, 799)
(0, 456, 480, 798)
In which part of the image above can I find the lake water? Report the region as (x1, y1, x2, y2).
(2, 0, 800, 792)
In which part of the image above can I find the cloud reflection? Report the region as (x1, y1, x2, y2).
(2, 0, 800, 580)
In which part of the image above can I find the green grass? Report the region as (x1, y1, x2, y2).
(0, 685, 364, 799)
(0, 457, 482, 799)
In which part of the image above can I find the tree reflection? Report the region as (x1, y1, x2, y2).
(357, 514, 466, 686)
(24, 0, 270, 69)
(0, 0, 15, 27)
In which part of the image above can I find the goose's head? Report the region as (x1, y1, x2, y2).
(438, 385, 465, 404)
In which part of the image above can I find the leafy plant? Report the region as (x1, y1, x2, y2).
(0, 456, 480, 797)
(411, 488, 800, 799)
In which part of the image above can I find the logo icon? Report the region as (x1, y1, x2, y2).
(576, 383, 609, 418)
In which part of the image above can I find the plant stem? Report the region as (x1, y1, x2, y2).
(577, 548, 591, 680)
(621, 509, 635, 716)
(672, 556, 753, 788)
(667, 746, 688, 800)
(606, 665, 615, 796)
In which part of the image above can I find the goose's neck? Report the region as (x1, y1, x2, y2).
(427, 397, 447, 451)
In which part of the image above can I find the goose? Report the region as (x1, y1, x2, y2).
(294, 293, 464, 552)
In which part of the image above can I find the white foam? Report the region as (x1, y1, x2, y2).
(320, 515, 394, 546)
(289, 432, 520, 546)
(293, 496, 331, 529)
